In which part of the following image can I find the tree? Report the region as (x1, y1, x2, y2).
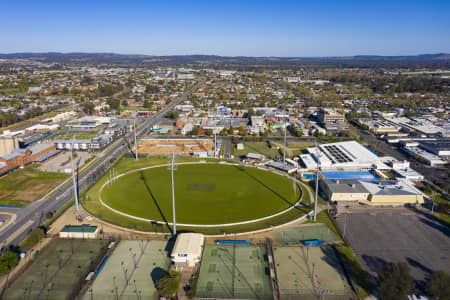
(21, 227, 46, 251)
(143, 100, 152, 109)
(190, 126, 200, 136)
(427, 270, 450, 300)
(166, 110, 179, 120)
(107, 99, 121, 111)
(82, 102, 95, 115)
(156, 271, 181, 297)
(0, 249, 19, 273)
(378, 262, 414, 300)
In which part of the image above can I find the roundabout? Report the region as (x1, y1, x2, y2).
(98, 162, 303, 228)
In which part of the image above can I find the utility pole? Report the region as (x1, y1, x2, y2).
(168, 152, 177, 235)
(134, 118, 138, 160)
(314, 138, 321, 221)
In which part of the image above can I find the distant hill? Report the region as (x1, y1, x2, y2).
(0, 52, 449, 66)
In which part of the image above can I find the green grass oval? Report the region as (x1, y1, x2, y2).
(101, 164, 300, 225)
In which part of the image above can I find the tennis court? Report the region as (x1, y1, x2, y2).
(85, 240, 170, 300)
(275, 223, 341, 246)
(273, 246, 349, 299)
(196, 244, 273, 299)
(4, 239, 107, 300)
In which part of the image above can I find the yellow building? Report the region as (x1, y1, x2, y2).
(320, 178, 424, 205)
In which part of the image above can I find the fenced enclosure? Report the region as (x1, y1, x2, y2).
(275, 223, 341, 246)
(273, 246, 350, 300)
(84, 240, 171, 300)
(196, 244, 273, 300)
(3, 239, 108, 300)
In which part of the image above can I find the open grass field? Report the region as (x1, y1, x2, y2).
(3, 239, 107, 300)
(273, 246, 349, 299)
(275, 223, 341, 246)
(0, 166, 68, 206)
(233, 142, 281, 159)
(196, 244, 273, 299)
(82, 157, 311, 234)
(85, 240, 170, 300)
(101, 163, 300, 225)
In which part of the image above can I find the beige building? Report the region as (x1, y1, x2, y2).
(320, 179, 370, 203)
(320, 178, 424, 205)
(171, 233, 204, 268)
(317, 108, 348, 132)
(0, 137, 19, 157)
(360, 180, 424, 204)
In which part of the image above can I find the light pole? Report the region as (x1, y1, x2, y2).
(71, 137, 79, 213)
(214, 109, 217, 158)
(283, 122, 287, 164)
(134, 118, 138, 160)
(168, 152, 177, 235)
(313, 138, 321, 221)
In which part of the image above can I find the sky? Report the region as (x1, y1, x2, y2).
(1, 0, 449, 57)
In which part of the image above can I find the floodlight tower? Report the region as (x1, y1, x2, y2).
(214, 109, 217, 158)
(134, 118, 138, 160)
(313, 138, 321, 221)
(283, 122, 287, 164)
(71, 138, 79, 213)
(168, 152, 178, 235)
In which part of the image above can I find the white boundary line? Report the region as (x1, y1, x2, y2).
(98, 162, 303, 228)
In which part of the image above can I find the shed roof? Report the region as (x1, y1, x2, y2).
(61, 224, 98, 233)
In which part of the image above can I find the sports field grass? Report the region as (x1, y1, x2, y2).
(82, 157, 311, 234)
(275, 223, 341, 246)
(85, 240, 170, 300)
(196, 244, 273, 299)
(273, 246, 349, 298)
(3, 239, 107, 300)
(0, 166, 68, 206)
(101, 163, 300, 225)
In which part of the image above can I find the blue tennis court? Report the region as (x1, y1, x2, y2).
(321, 171, 379, 181)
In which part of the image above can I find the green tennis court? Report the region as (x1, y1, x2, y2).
(275, 223, 341, 246)
(85, 240, 170, 300)
(273, 246, 349, 299)
(196, 244, 273, 299)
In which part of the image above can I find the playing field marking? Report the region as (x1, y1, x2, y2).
(98, 162, 304, 228)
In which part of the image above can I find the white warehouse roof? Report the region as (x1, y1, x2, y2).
(305, 140, 387, 170)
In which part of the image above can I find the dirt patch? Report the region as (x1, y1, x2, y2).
(0, 190, 13, 200)
(10, 180, 62, 202)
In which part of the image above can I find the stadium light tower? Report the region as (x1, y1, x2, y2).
(168, 152, 178, 235)
(313, 138, 321, 221)
(283, 121, 287, 164)
(214, 108, 217, 158)
(134, 118, 138, 160)
(71, 138, 79, 213)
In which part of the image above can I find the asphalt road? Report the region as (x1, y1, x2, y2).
(0, 83, 200, 248)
